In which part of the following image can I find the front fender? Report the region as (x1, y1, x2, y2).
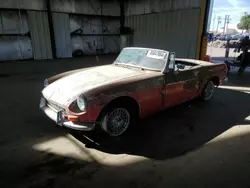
(86, 92, 139, 121)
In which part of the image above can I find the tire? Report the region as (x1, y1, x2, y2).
(100, 105, 135, 137)
(201, 81, 215, 101)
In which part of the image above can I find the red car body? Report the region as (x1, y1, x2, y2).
(40, 48, 228, 136)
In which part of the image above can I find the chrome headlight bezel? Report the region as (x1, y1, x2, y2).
(76, 95, 88, 112)
(44, 79, 49, 87)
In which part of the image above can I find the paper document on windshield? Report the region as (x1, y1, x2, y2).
(146, 50, 167, 59)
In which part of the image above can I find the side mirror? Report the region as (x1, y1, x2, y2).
(169, 53, 175, 68)
(174, 64, 184, 75)
(176, 64, 185, 69)
(163, 52, 176, 74)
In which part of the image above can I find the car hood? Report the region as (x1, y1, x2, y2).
(42, 64, 144, 105)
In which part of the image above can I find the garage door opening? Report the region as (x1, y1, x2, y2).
(206, 0, 250, 72)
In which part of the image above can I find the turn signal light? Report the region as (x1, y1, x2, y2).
(67, 115, 78, 122)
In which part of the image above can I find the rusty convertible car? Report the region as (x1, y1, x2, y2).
(40, 47, 228, 136)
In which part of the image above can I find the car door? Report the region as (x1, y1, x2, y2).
(163, 68, 200, 108)
(180, 67, 200, 101)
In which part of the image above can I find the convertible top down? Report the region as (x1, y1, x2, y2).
(40, 47, 228, 136)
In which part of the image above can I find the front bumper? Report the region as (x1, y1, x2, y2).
(40, 98, 95, 131)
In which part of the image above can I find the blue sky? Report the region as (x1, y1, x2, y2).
(210, 0, 250, 29)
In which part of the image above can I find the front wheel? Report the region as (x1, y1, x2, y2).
(100, 107, 132, 137)
(201, 81, 215, 101)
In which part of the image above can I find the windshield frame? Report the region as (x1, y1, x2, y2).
(113, 47, 170, 72)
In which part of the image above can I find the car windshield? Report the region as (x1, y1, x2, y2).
(114, 48, 169, 71)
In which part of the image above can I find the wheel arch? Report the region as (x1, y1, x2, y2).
(96, 96, 140, 122)
(210, 76, 220, 86)
(199, 76, 220, 94)
(200, 77, 217, 101)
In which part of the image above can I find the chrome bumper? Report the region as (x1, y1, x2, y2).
(40, 98, 95, 131)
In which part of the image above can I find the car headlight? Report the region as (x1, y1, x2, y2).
(76, 95, 88, 111)
(44, 79, 49, 87)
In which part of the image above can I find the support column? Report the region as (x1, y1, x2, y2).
(46, 0, 56, 59)
(225, 39, 230, 58)
(196, 0, 212, 60)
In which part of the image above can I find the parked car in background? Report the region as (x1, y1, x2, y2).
(219, 35, 225, 40)
(226, 35, 231, 40)
(231, 34, 243, 40)
(214, 34, 221, 41)
(218, 34, 232, 41)
(40, 47, 228, 137)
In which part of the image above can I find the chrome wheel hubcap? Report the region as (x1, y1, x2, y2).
(204, 82, 215, 100)
(103, 108, 130, 136)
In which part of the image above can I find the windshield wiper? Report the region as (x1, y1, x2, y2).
(128, 62, 145, 71)
(115, 60, 146, 71)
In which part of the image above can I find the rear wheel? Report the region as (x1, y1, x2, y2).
(100, 106, 133, 137)
(201, 81, 215, 101)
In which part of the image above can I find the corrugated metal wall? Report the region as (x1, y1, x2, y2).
(103, 36, 120, 53)
(125, 0, 201, 15)
(70, 15, 103, 34)
(0, 0, 203, 60)
(0, 0, 121, 60)
(0, 11, 29, 34)
(52, 13, 72, 58)
(1, 0, 121, 60)
(125, 9, 200, 58)
(1, 0, 120, 16)
(0, 11, 33, 61)
(0, 36, 33, 61)
(1, 0, 45, 10)
(69, 14, 120, 55)
(27, 11, 52, 60)
(51, 0, 120, 16)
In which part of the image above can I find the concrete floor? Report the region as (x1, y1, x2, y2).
(1, 55, 250, 188)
